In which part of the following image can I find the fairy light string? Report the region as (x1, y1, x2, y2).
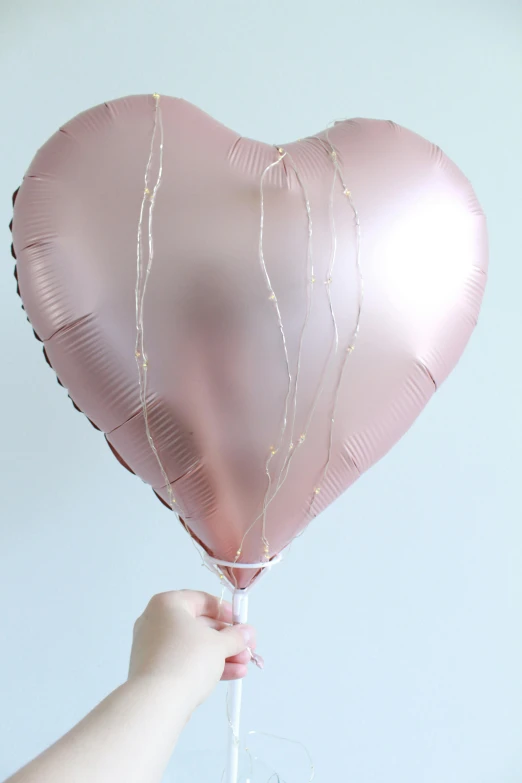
(135, 96, 364, 577)
(135, 92, 170, 500)
(308, 131, 364, 513)
(261, 149, 316, 540)
(224, 721, 316, 783)
(265, 159, 340, 505)
(236, 146, 316, 566)
(248, 730, 316, 783)
(231, 134, 364, 556)
(135, 94, 211, 571)
(223, 149, 291, 581)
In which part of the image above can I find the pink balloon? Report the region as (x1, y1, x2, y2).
(11, 95, 488, 588)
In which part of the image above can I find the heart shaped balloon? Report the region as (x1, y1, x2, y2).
(11, 95, 487, 587)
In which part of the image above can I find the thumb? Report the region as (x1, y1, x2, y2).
(219, 624, 252, 658)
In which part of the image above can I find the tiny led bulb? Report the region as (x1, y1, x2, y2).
(299, 433, 306, 443)
(153, 92, 160, 100)
(344, 188, 351, 197)
(347, 345, 354, 353)
(326, 277, 333, 285)
(270, 446, 277, 455)
(135, 350, 141, 358)
(311, 276, 316, 284)
(331, 149, 337, 159)
(236, 550, 242, 557)
(277, 147, 285, 154)
(314, 487, 321, 494)
(269, 292, 276, 301)
(144, 188, 150, 196)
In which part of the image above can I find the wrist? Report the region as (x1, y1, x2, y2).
(124, 673, 196, 725)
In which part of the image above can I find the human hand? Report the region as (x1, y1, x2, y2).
(128, 590, 256, 711)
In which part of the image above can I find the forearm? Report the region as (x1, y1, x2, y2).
(5, 676, 193, 783)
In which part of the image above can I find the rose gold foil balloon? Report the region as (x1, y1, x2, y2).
(10, 95, 487, 588)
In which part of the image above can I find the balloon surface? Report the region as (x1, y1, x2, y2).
(10, 95, 488, 587)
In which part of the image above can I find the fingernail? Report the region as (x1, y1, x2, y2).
(240, 626, 251, 643)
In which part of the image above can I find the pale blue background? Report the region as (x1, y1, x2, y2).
(1, 1, 521, 781)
